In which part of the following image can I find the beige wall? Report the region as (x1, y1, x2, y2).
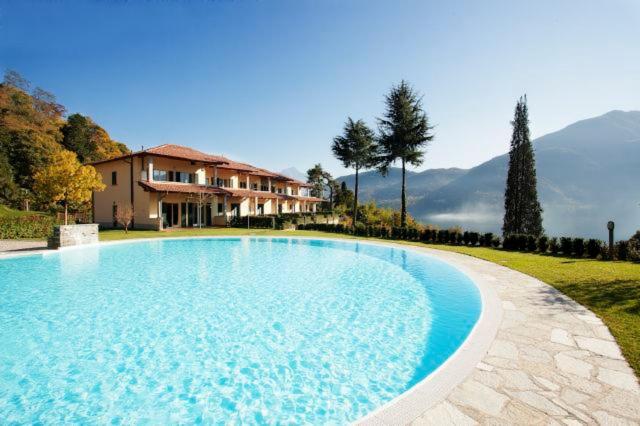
(93, 155, 320, 230)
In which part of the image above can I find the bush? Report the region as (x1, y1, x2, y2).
(537, 236, 549, 253)
(481, 233, 494, 247)
(491, 236, 501, 248)
(549, 237, 559, 255)
(615, 240, 629, 261)
(628, 231, 640, 262)
(230, 215, 275, 229)
(526, 235, 537, 252)
(560, 237, 573, 256)
(572, 238, 585, 257)
(503, 234, 517, 250)
(468, 232, 479, 246)
(437, 229, 449, 244)
(586, 239, 602, 259)
(0, 214, 57, 239)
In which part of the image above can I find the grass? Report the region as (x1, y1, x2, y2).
(100, 227, 640, 377)
(0, 205, 46, 218)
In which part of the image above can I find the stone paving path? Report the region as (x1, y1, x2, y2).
(408, 248, 640, 425)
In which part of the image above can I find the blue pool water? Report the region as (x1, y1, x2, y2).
(0, 238, 481, 424)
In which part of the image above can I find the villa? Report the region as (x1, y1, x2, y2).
(90, 144, 323, 230)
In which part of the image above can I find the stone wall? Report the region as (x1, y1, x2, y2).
(48, 224, 99, 249)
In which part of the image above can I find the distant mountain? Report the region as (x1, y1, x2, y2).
(339, 167, 467, 207)
(338, 110, 640, 239)
(280, 167, 307, 181)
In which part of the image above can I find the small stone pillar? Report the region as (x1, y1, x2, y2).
(48, 224, 99, 249)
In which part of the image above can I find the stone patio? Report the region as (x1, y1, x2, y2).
(382, 247, 640, 425)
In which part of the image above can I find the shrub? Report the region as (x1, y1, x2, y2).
(560, 237, 573, 256)
(549, 237, 559, 255)
(0, 214, 57, 239)
(615, 240, 629, 261)
(468, 232, 479, 246)
(537, 236, 549, 253)
(526, 235, 537, 252)
(449, 229, 460, 244)
(437, 229, 449, 244)
(516, 234, 528, 251)
(586, 239, 602, 259)
(503, 234, 517, 250)
(628, 231, 640, 262)
(481, 233, 494, 247)
(491, 236, 501, 248)
(572, 238, 585, 257)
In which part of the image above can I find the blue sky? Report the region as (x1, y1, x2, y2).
(1, 0, 639, 176)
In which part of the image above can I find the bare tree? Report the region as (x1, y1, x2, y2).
(115, 204, 134, 233)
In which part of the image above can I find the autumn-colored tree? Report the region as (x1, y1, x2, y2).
(33, 151, 105, 224)
(61, 113, 128, 163)
(114, 204, 135, 233)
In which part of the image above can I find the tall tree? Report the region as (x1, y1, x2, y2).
(332, 118, 377, 226)
(33, 150, 105, 224)
(61, 113, 128, 163)
(502, 95, 543, 236)
(306, 164, 326, 198)
(377, 80, 434, 227)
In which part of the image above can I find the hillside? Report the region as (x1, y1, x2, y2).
(0, 71, 128, 206)
(338, 110, 640, 239)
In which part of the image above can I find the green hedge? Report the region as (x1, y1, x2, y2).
(0, 214, 57, 239)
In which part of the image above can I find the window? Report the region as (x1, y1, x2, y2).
(112, 203, 118, 227)
(111, 171, 117, 185)
(176, 172, 194, 184)
(217, 203, 224, 215)
(216, 178, 231, 188)
(239, 181, 247, 189)
(153, 170, 168, 181)
(260, 185, 269, 192)
(251, 183, 258, 190)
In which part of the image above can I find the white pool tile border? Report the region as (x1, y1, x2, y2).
(1, 236, 502, 424)
(4, 236, 638, 424)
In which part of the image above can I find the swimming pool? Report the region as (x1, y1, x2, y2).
(0, 237, 481, 423)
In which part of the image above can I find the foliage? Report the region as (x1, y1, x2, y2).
(377, 80, 434, 227)
(573, 237, 586, 258)
(560, 237, 573, 256)
(0, 151, 18, 204)
(586, 239, 602, 259)
(0, 213, 56, 239)
(333, 181, 354, 211)
(306, 164, 326, 199)
(32, 150, 105, 224)
(537, 236, 549, 253)
(61, 113, 128, 163)
(549, 237, 559, 255)
(503, 95, 543, 237)
(331, 117, 377, 226)
(628, 231, 640, 262)
(0, 71, 128, 210)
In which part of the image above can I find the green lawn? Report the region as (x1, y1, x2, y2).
(100, 228, 640, 377)
(0, 205, 46, 218)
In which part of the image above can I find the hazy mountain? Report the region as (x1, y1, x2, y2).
(279, 167, 307, 181)
(338, 110, 640, 239)
(339, 168, 467, 207)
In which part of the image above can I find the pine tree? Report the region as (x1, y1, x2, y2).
(503, 96, 544, 236)
(377, 81, 434, 227)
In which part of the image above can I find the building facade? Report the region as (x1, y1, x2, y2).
(91, 144, 322, 230)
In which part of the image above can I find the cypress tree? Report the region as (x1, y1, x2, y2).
(503, 95, 543, 236)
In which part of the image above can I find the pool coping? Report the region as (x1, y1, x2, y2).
(0, 236, 502, 423)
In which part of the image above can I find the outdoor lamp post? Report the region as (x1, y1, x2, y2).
(607, 221, 615, 257)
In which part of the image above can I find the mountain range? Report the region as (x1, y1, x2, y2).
(338, 110, 640, 239)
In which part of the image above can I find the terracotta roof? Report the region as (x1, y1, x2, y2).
(276, 194, 323, 203)
(90, 144, 311, 187)
(138, 181, 230, 195)
(226, 189, 279, 199)
(90, 144, 228, 166)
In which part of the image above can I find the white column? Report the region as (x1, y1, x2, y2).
(147, 157, 154, 182)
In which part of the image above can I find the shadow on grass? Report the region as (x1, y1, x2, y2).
(553, 279, 640, 315)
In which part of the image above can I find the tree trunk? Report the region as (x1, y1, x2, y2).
(64, 201, 68, 225)
(401, 159, 407, 227)
(353, 167, 359, 228)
